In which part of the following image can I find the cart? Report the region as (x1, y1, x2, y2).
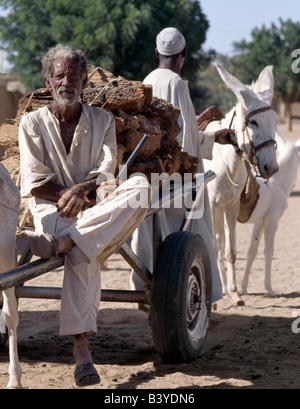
(0, 168, 216, 364)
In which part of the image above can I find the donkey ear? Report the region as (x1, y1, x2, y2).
(251, 66, 274, 103)
(239, 89, 258, 109)
(215, 64, 248, 101)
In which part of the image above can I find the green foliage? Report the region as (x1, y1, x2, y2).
(231, 19, 300, 106)
(190, 54, 236, 114)
(0, 0, 214, 91)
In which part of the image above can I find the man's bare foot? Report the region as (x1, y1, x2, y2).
(73, 333, 100, 387)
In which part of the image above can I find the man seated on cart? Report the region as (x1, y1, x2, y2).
(18, 44, 150, 387)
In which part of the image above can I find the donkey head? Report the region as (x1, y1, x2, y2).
(215, 64, 279, 179)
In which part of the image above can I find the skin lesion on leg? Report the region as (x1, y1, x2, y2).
(73, 333, 92, 365)
(73, 332, 100, 387)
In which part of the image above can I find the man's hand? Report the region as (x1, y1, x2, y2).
(215, 129, 237, 146)
(57, 186, 91, 218)
(96, 179, 122, 202)
(57, 179, 121, 217)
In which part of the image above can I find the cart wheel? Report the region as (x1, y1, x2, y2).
(150, 231, 212, 363)
(0, 292, 8, 348)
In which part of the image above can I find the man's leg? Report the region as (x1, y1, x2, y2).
(65, 176, 150, 265)
(59, 176, 150, 385)
(73, 333, 100, 386)
(58, 243, 101, 386)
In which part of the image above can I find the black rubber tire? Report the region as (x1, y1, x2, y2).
(150, 231, 212, 363)
(0, 292, 8, 348)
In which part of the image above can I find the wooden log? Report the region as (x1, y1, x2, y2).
(118, 130, 162, 159)
(82, 78, 147, 111)
(2, 66, 199, 181)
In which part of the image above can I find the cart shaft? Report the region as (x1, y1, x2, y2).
(0, 256, 64, 292)
(15, 286, 147, 303)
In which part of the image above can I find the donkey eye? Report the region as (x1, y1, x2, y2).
(249, 120, 258, 127)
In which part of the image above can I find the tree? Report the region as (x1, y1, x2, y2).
(232, 19, 300, 131)
(190, 54, 236, 114)
(0, 0, 214, 91)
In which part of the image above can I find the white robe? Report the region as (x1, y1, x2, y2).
(19, 105, 150, 335)
(131, 68, 223, 302)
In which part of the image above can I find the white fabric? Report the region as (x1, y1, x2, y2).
(156, 27, 186, 56)
(144, 69, 215, 159)
(60, 176, 150, 336)
(131, 68, 223, 302)
(19, 104, 117, 235)
(19, 104, 150, 335)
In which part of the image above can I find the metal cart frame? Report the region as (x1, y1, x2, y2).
(0, 170, 216, 363)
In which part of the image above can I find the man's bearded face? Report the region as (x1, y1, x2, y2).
(50, 58, 84, 107)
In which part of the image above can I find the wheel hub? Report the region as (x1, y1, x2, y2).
(186, 273, 201, 324)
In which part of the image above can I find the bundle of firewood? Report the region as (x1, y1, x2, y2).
(14, 66, 199, 180)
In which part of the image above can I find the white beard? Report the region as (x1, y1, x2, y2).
(51, 85, 82, 107)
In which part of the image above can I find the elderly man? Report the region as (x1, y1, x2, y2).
(131, 28, 236, 304)
(19, 44, 150, 387)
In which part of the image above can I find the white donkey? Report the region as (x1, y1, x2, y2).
(0, 163, 22, 388)
(203, 64, 279, 303)
(241, 133, 300, 297)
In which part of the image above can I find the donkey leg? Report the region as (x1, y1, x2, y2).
(263, 221, 278, 297)
(211, 204, 227, 294)
(241, 223, 263, 294)
(216, 228, 227, 294)
(3, 288, 22, 389)
(224, 205, 243, 304)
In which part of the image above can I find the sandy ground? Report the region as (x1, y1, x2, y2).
(1, 123, 300, 390)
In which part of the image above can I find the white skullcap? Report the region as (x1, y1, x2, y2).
(156, 27, 186, 56)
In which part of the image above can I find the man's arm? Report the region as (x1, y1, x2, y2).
(31, 178, 122, 218)
(198, 128, 237, 161)
(196, 106, 237, 150)
(31, 178, 98, 218)
(31, 180, 67, 202)
(215, 129, 237, 145)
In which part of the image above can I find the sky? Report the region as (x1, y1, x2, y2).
(200, 0, 300, 55)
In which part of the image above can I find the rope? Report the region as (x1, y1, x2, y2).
(219, 109, 243, 187)
(220, 147, 243, 187)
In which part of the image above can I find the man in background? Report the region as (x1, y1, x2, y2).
(131, 27, 236, 304)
